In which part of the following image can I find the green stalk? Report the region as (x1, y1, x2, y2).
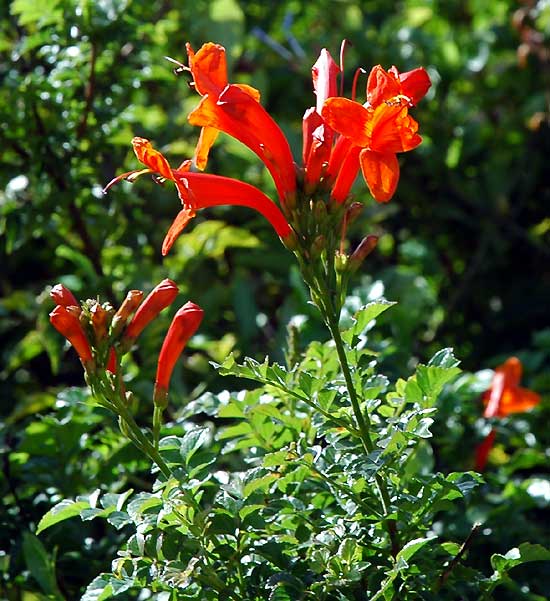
(153, 405, 163, 451)
(310, 258, 401, 556)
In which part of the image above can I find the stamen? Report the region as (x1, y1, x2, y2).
(385, 94, 412, 107)
(164, 55, 189, 76)
(102, 169, 150, 194)
(351, 67, 366, 102)
(339, 39, 351, 97)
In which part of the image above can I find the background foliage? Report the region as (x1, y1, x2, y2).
(1, 0, 549, 598)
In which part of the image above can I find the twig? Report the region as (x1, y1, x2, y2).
(436, 522, 482, 590)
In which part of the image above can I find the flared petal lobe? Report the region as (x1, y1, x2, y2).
(360, 150, 400, 203)
(132, 137, 173, 179)
(322, 97, 371, 147)
(368, 65, 431, 107)
(186, 42, 228, 96)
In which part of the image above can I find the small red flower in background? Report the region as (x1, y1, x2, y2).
(481, 357, 541, 418)
(475, 357, 541, 471)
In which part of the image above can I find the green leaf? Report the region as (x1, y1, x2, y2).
(36, 498, 91, 534)
(415, 349, 461, 408)
(11, 0, 62, 27)
(342, 301, 396, 346)
(80, 575, 114, 601)
(491, 542, 550, 573)
(397, 535, 437, 564)
(179, 427, 211, 464)
(22, 531, 62, 598)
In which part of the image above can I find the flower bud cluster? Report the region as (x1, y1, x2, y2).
(49, 280, 203, 406)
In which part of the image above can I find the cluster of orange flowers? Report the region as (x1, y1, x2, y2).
(105, 42, 430, 256)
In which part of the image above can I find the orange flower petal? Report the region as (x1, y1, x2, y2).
(234, 83, 261, 102)
(132, 137, 173, 180)
(497, 387, 541, 417)
(193, 126, 220, 170)
(162, 208, 196, 256)
(359, 149, 399, 202)
(367, 65, 401, 107)
(394, 66, 432, 105)
(369, 104, 422, 154)
(188, 85, 296, 200)
(186, 42, 228, 97)
(322, 97, 370, 147)
(498, 356, 522, 388)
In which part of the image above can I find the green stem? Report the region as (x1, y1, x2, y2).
(320, 292, 400, 556)
(153, 405, 163, 451)
(113, 397, 172, 480)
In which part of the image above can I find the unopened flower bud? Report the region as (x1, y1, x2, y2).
(345, 202, 364, 225)
(124, 279, 178, 341)
(50, 284, 79, 308)
(349, 235, 378, 272)
(111, 290, 144, 338)
(335, 251, 348, 273)
(106, 347, 117, 374)
(50, 305, 94, 369)
(153, 301, 204, 407)
(313, 199, 327, 222)
(90, 302, 110, 344)
(310, 234, 326, 259)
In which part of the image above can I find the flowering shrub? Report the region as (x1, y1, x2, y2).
(28, 40, 549, 601)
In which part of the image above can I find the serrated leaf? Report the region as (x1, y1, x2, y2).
(342, 301, 396, 346)
(80, 575, 114, 601)
(179, 427, 210, 464)
(36, 498, 91, 534)
(415, 350, 461, 408)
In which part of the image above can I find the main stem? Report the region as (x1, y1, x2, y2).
(321, 289, 400, 556)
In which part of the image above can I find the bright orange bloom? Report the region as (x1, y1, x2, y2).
(482, 357, 541, 418)
(49, 305, 93, 367)
(185, 43, 296, 202)
(475, 357, 541, 471)
(322, 64, 430, 203)
(322, 97, 422, 202)
(124, 278, 179, 340)
(105, 43, 430, 256)
(154, 301, 204, 407)
(105, 137, 292, 256)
